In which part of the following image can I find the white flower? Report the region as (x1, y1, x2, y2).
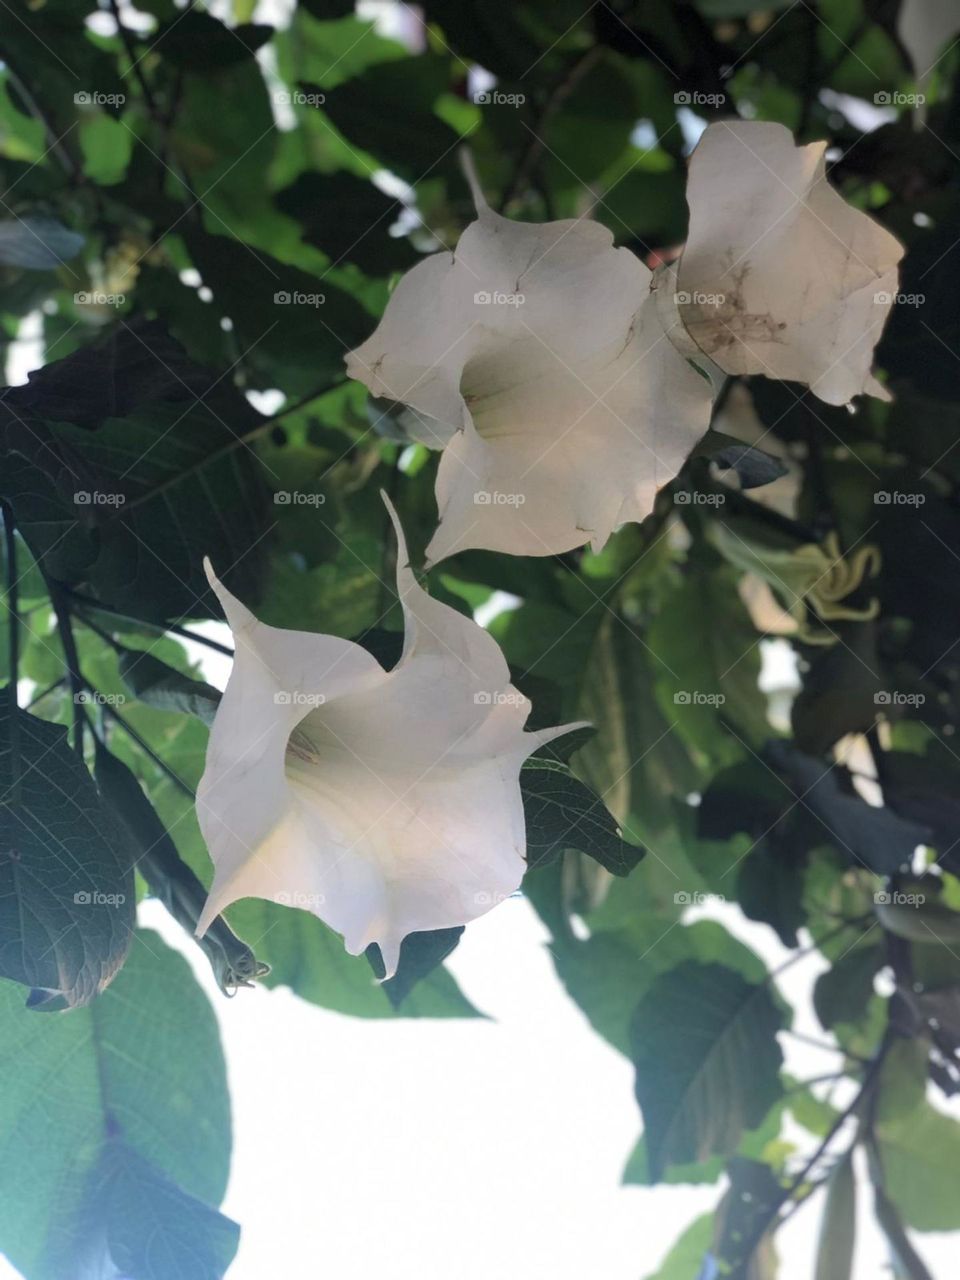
(675, 120, 904, 406)
(345, 178, 712, 563)
(196, 496, 580, 977)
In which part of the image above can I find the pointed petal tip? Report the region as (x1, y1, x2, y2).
(459, 147, 489, 215)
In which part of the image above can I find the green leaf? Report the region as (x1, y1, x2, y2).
(366, 925, 464, 1009)
(630, 960, 785, 1181)
(93, 741, 266, 993)
(117, 647, 222, 724)
(641, 1213, 713, 1280)
(649, 562, 770, 757)
(313, 57, 463, 182)
(0, 697, 134, 1007)
(82, 1143, 239, 1280)
(815, 1151, 856, 1280)
(0, 929, 237, 1279)
(814, 944, 883, 1031)
(0, 320, 271, 620)
(154, 11, 273, 68)
(520, 759, 642, 875)
(875, 1040, 960, 1232)
(226, 898, 480, 1018)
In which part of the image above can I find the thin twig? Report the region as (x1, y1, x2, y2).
(2, 502, 21, 802)
(62, 587, 234, 657)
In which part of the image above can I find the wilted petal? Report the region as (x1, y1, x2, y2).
(676, 121, 904, 406)
(196, 499, 579, 977)
(346, 192, 712, 561)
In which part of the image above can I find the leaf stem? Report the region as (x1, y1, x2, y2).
(61, 587, 235, 657)
(48, 583, 85, 758)
(2, 501, 21, 802)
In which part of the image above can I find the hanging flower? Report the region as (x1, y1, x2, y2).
(196, 497, 581, 977)
(674, 120, 904, 406)
(346, 177, 713, 563)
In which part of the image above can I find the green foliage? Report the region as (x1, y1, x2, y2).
(0, 0, 957, 1274)
(0, 930, 237, 1279)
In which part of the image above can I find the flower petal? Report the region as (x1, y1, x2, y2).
(676, 121, 904, 406)
(347, 202, 713, 562)
(197, 505, 582, 977)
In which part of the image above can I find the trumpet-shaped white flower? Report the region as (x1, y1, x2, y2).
(196, 497, 579, 977)
(675, 121, 904, 406)
(346, 183, 713, 563)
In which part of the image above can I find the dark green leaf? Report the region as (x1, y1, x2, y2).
(117, 647, 222, 724)
(0, 697, 134, 1007)
(630, 960, 785, 1181)
(521, 759, 642, 875)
